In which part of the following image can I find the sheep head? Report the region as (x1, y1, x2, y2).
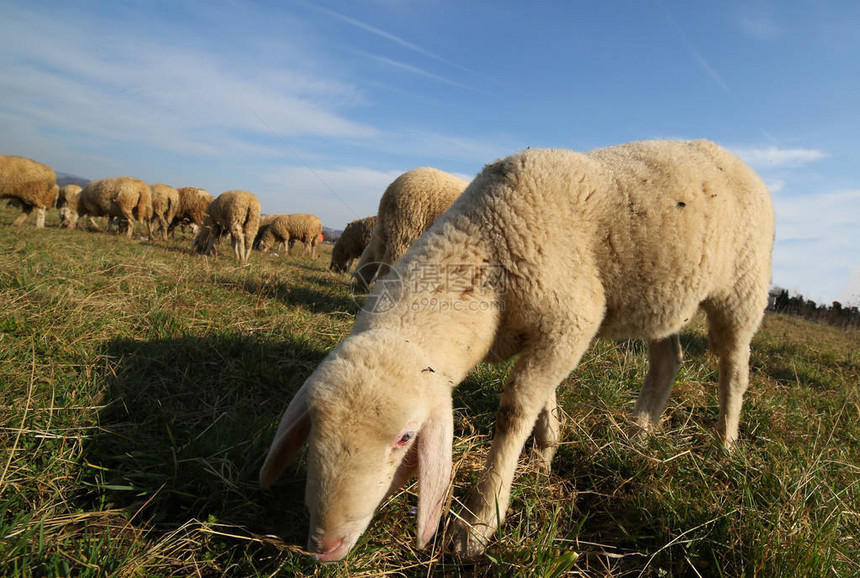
(329, 243, 348, 273)
(260, 329, 453, 562)
(59, 206, 79, 229)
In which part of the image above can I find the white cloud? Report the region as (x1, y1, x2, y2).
(766, 179, 786, 193)
(771, 189, 860, 304)
(258, 166, 405, 228)
(0, 3, 378, 163)
(731, 146, 826, 169)
(836, 265, 860, 307)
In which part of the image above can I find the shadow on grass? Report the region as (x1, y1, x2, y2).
(215, 274, 359, 315)
(751, 338, 856, 391)
(81, 333, 327, 555)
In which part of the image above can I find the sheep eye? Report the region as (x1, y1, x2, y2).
(396, 432, 414, 447)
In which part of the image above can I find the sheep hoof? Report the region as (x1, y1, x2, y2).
(628, 414, 656, 440)
(449, 520, 491, 558)
(715, 425, 738, 453)
(529, 446, 555, 473)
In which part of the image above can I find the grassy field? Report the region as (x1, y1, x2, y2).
(1, 207, 858, 577)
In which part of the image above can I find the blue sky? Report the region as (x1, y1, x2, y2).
(2, 1, 858, 305)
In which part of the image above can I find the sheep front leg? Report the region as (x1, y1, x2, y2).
(87, 216, 105, 233)
(34, 207, 46, 228)
(632, 334, 682, 434)
(452, 334, 595, 557)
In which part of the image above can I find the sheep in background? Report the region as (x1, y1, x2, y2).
(353, 168, 469, 291)
(191, 190, 260, 264)
(59, 177, 152, 239)
(149, 183, 180, 241)
(288, 214, 324, 258)
(134, 184, 153, 240)
(0, 155, 59, 228)
(260, 140, 774, 561)
(111, 182, 154, 240)
(256, 213, 323, 258)
(255, 214, 287, 254)
(330, 216, 376, 273)
(56, 184, 82, 209)
(169, 187, 214, 238)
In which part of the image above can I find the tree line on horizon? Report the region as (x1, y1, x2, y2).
(768, 288, 860, 330)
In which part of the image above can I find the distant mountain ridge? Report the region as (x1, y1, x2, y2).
(322, 226, 343, 241)
(56, 172, 90, 188)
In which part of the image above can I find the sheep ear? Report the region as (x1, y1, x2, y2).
(259, 382, 312, 488)
(386, 443, 418, 497)
(415, 398, 453, 549)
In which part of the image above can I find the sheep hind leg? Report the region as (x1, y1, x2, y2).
(120, 209, 135, 238)
(204, 227, 219, 256)
(158, 216, 168, 241)
(631, 334, 683, 436)
(11, 204, 32, 226)
(244, 232, 253, 262)
(231, 232, 244, 264)
(452, 322, 600, 558)
(530, 390, 560, 472)
(702, 298, 763, 450)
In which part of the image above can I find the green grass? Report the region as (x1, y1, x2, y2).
(1, 207, 858, 577)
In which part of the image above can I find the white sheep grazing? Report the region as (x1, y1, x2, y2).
(191, 190, 261, 264)
(56, 184, 82, 209)
(260, 140, 774, 561)
(353, 167, 469, 290)
(60, 177, 153, 239)
(149, 183, 180, 241)
(0, 155, 59, 228)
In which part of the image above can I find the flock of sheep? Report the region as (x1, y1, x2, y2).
(2, 140, 775, 562)
(0, 155, 325, 265)
(0, 154, 476, 283)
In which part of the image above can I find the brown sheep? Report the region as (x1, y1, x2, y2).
(255, 214, 287, 253)
(256, 213, 323, 258)
(60, 177, 152, 239)
(0, 155, 59, 228)
(191, 190, 261, 264)
(149, 183, 180, 241)
(56, 184, 82, 209)
(330, 216, 376, 273)
(169, 187, 214, 237)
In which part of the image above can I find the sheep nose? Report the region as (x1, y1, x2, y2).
(310, 534, 346, 561)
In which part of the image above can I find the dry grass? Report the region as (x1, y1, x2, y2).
(1, 206, 858, 576)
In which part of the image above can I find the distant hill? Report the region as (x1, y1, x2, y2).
(322, 226, 343, 242)
(56, 172, 90, 188)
